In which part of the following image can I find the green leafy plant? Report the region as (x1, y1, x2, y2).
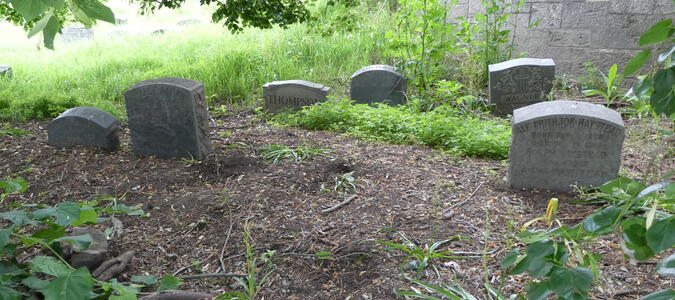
(501, 179, 675, 299)
(376, 228, 466, 274)
(623, 18, 675, 119)
(259, 144, 332, 163)
(582, 63, 622, 106)
(333, 171, 369, 193)
(0, 123, 29, 137)
(216, 223, 276, 300)
(0, 176, 28, 203)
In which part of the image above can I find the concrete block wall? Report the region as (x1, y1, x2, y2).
(446, 0, 675, 75)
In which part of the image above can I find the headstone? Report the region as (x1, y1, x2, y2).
(350, 65, 407, 106)
(47, 107, 120, 151)
(488, 58, 555, 115)
(152, 29, 166, 35)
(508, 100, 625, 192)
(177, 18, 201, 26)
(61, 27, 94, 43)
(124, 77, 211, 159)
(263, 80, 330, 113)
(115, 18, 128, 25)
(0, 65, 11, 78)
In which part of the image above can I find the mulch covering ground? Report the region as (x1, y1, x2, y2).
(1, 107, 673, 299)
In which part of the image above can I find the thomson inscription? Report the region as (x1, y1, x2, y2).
(508, 101, 624, 192)
(263, 80, 330, 113)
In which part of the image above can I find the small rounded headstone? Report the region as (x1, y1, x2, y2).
(488, 58, 555, 115)
(263, 79, 330, 113)
(47, 107, 120, 151)
(508, 100, 625, 191)
(0, 65, 12, 78)
(350, 65, 407, 106)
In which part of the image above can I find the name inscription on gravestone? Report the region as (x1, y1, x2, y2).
(488, 58, 555, 115)
(350, 65, 407, 106)
(508, 101, 624, 192)
(47, 107, 120, 151)
(263, 80, 330, 113)
(124, 77, 211, 159)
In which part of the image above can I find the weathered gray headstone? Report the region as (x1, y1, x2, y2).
(47, 107, 120, 151)
(350, 65, 407, 106)
(124, 77, 211, 159)
(263, 80, 330, 113)
(488, 58, 555, 115)
(0, 65, 12, 78)
(508, 100, 625, 192)
(61, 27, 94, 43)
(177, 18, 201, 26)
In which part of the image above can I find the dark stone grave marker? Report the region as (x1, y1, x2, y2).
(488, 58, 555, 115)
(47, 107, 120, 151)
(263, 80, 330, 113)
(0, 65, 12, 78)
(124, 77, 211, 159)
(508, 100, 625, 192)
(350, 65, 407, 106)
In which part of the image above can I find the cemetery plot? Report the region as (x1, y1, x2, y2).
(0, 109, 670, 299)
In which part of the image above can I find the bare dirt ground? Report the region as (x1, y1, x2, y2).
(1, 106, 673, 299)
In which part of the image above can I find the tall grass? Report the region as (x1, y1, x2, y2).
(0, 6, 391, 120)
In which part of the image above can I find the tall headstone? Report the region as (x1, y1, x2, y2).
(0, 65, 12, 78)
(124, 77, 211, 159)
(350, 65, 407, 106)
(47, 107, 120, 151)
(263, 80, 330, 113)
(488, 58, 555, 115)
(508, 101, 625, 192)
(61, 27, 94, 43)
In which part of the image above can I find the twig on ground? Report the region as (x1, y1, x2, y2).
(219, 212, 234, 273)
(322, 194, 358, 213)
(443, 181, 485, 215)
(172, 252, 217, 276)
(179, 273, 247, 280)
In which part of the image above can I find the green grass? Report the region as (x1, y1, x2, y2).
(0, 8, 390, 120)
(273, 100, 511, 159)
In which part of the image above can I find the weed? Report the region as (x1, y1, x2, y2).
(333, 171, 369, 193)
(181, 153, 201, 166)
(0, 123, 29, 136)
(259, 144, 332, 163)
(216, 223, 276, 300)
(377, 228, 466, 275)
(582, 63, 623, 106)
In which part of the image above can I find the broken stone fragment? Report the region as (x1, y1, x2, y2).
(63, 228, 108, 270)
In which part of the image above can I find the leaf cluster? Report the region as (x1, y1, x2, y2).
(258, 144, 333, 163)
(501, 178, 675, 300)
(273, 99, 510, 159)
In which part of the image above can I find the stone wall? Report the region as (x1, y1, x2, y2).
(447, 0, 675, 75)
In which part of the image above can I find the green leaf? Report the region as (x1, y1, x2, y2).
(33, 202, 80, 226)
(549, 267, 593, 298)
(0, 177, 28, 194)
(639, 20, 673, 46)
(526, 281, 550, 300)
(0, 228, 10, 249)
(54, 234, 92, 251)
(607, 64, 618, 84)
(131, 274, 158, 285)
(659, 44, 675, 63)
(632, 78, 654, 98)
(32, 221, 65, 244)
(622, 217, 654, 261)
(582, 89, 605, 97)
(157, 275, 182, 291)
(583, 206, 621, 233)
(599, 177, 645, 197)
(0, 285, 21, 300)
(21, 276, 49, 290)
(28, 256, 70, 277)
(646, 216, 675, 253)
(516, 230, 550, 243)
(8, 0, 49, 21)
(72, 0, 115, 24)
(42, 268, 94, 300)
(501, 248, 519, 269)
(42, 14, 60, 50)
(27, 9, 54, 38)
(109, 291, 138, 300)
(650, 67, 675, 117)
(70, 209, 98, 226)
(624, 50, 652, 76)
(640, 289, 675, 300)
(1, 210, 38, 226)
(656, 252, 675, 277)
